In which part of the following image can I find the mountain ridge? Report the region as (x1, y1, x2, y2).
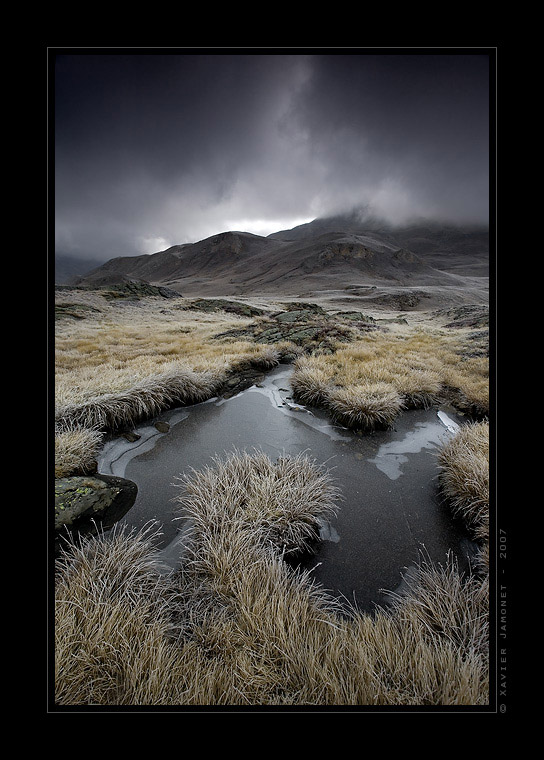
(60, 214, 489, 305)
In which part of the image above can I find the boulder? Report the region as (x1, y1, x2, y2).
(54, 474, 138, 547)
(276, 309, 313, 323)
(186, 298, 265, 317)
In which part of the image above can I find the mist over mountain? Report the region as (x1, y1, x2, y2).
(268, 212, 489, 274)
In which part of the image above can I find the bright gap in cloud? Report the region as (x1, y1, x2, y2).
(223, 217, 315, 237)
(138, 236, 172, 254)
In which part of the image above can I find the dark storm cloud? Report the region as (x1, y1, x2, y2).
(54, 51, 490, 261)
(284, 54, 489, 221)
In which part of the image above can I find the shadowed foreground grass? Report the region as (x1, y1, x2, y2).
(55, 441, 489, 707)
(438, 421, 490, 572)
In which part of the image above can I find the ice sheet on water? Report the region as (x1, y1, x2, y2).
(367, 410, 459, 480)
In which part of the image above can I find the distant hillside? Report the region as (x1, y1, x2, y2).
(70, 214, 489, 300)
(55, 254, 105, 285)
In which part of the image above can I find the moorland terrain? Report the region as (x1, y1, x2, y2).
(53, 212, 492, 707)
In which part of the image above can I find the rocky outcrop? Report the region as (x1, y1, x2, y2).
(440, 304, 489, 329)
(214, 302, 378, 353)
(55, 474, 138, 550)
(182, 298, 266, 317)
(99, 282, 180, 299)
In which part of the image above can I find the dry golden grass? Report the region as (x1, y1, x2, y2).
(55, 293, 276, 405)
(55, 524, 190, 706)
(177, 450, 341, 562)
(55, 365, 222, 432)
(55, 292, 284, 467)
(438, 421, 490, 565)
(55, 291, 488, 470)
(54, 423, 104, 478)
(55, 450, 489, 707)
(327, 382, 405, 431)
(292, 330, 488, 431)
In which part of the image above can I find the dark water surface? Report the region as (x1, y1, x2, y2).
(98, 365, 478, 612)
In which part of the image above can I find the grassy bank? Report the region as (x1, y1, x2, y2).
(291, 331, 488, 432)
(55, 291, 287, 476)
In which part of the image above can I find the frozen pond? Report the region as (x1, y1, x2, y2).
(98, 365, 477, 612)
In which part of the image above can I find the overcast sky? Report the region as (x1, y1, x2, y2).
(54, 50, 491, 262)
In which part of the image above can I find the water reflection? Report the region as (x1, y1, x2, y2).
(367, 413, 458, 480)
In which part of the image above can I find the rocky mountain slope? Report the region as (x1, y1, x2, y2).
(67, 213, 489, 305)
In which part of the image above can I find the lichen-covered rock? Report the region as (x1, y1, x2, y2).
(54, 474, 138, 543)
(213, 304, 365, 352)
(333, 311, 376, 323)
(275, 309, 314, 323)
(99, 282, 180, 300)
(185, 298, 266, 317)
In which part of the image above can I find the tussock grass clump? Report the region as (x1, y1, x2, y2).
(55, 350, 282, 468)
(229, 344, 281, 372)
(438, 421, 490, 558)
(291, 331, 488, 431)
(385, 553, 489, 658)
(55, 524, 188, 706)
(54, 423, 104, 478)
(290, 358, 336, 407)
(176, 450, 341, 558)
(326, 383, 405, 431)
(441, 358, 489, 418)
(371, 555, 489, 704)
